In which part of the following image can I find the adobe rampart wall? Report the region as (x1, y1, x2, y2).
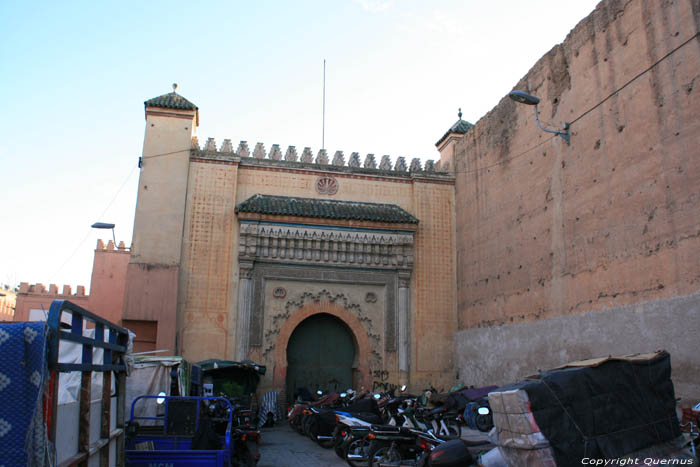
(454, 0, 700, 400)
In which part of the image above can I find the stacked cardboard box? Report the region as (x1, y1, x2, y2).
(486, 388, 556, 466)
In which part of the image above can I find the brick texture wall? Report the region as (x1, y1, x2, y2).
(179, 161, 239, 362)
(178, 161, 457, 388)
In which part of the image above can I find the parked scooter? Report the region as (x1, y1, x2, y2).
(421, 438, 480, 467)
(366, 428, 485, 467)
(331, 392, 384, 463)
(420, 405, 462, 439)
(230, 404, 261, 466)
(461, 398, 493, 432)
(309, 390, 383, 448)
(231, 426, 261, 466)
(288, 388, 327, 433)
(207, 394, 261, 466)
(342, 425, 373, 467)
(366, 424, 424, 467)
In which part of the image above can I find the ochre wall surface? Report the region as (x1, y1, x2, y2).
(131, 111, 195, 265)
(410, 179, 457, 389)
(179, 160, 240, 362)
(0, 287, 16, 321)
(177, 158, 457, 391)
(453, 0, 700, 399)
(124, 104, 198, 353)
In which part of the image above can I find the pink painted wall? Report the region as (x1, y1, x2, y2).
(15, 283, 89, 321)
(15, 239, 129, 326)
(89, 240, 130, 325)
(122, 263, 178, 354)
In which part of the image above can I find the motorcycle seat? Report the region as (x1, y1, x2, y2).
(355, 412, 382, 424)
(428, 407, 447, 416)
(370, 424, 401, 433)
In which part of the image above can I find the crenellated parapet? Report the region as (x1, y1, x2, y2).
(192, 137, 451, 176)
(95, 239, 130, 252)
(18, 282, 87, 297)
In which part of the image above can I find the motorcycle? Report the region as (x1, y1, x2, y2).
(332, 394, 384, 464)
(230, 404, 261, 466)
(231, 426, 261, 466)
(421, 438, 480, 467)
(287, 389, 328, 433)
(461, 399, 493, 432)
(311, 390, 382, 448)
(365, 422, 488, 467)
(420, 405, 461, 439)
(366, 424, 425, 467)
(208, 396, 261, 466)
(342, 425, 372, 467)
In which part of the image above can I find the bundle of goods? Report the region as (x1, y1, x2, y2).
(485, 351, 693, 467)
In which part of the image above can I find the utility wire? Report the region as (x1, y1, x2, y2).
(48, 164, 138, 283)
(571, 29, 700, 125)
(142, 148, 191, 160)
(454, 135, 555, 174)
(136, 31, 700, 177)
(454, 29, 700, 176)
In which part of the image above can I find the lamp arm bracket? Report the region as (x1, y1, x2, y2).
(534, 106, 570, 145)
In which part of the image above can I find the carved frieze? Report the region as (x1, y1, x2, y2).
(238, 223, 415, 271)
(248, 265, 398, 351)
(262, 289, 382, 362)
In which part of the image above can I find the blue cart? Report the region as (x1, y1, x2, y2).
(126, 395, 234, 466)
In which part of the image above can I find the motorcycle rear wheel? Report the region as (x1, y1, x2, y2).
(367, 443, 402, 467)
(334, 443, 345, 459)
(302, 417, 314, 437)
(446, 421, 461, 439)
(345, 437, 370, 467)
(245, 445, 259, 467)
(475, 414, 493, 432)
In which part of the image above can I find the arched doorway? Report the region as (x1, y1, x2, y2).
(286, 313, 355, 401)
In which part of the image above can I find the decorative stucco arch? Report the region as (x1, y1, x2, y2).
(272, 300, 372, 395)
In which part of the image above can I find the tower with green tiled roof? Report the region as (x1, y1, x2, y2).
(123, 84, 199, 353)
(435, 108, 473, 172)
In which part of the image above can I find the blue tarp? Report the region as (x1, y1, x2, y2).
(0, 322, 49, 466)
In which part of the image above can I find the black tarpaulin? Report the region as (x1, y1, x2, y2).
(503, 351, 680, 466)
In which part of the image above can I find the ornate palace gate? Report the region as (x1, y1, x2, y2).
(285, 313, 355, 400)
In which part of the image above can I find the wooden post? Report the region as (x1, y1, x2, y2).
(79, 371, 91, 467)
(100, 371, 112, 467)
(116, 372, 126, 467)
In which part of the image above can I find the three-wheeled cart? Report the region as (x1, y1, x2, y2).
(125, 395, 234, 466)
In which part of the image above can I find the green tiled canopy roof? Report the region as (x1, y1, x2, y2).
(435, 118, 473, 147)
(144, 92, 198, 111)
(236, 194, 419, 224)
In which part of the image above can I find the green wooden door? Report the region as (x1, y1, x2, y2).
(286, 313, 355, 401)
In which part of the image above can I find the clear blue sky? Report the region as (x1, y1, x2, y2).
(0, 0, 599, 291)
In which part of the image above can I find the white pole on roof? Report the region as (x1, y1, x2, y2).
(131, 349, 171, 356)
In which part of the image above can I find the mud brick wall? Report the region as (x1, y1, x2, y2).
(454, 0, 700, 400)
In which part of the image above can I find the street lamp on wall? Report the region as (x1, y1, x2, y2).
(508, 90, 571, 145)
(91, 222, 116, 245)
